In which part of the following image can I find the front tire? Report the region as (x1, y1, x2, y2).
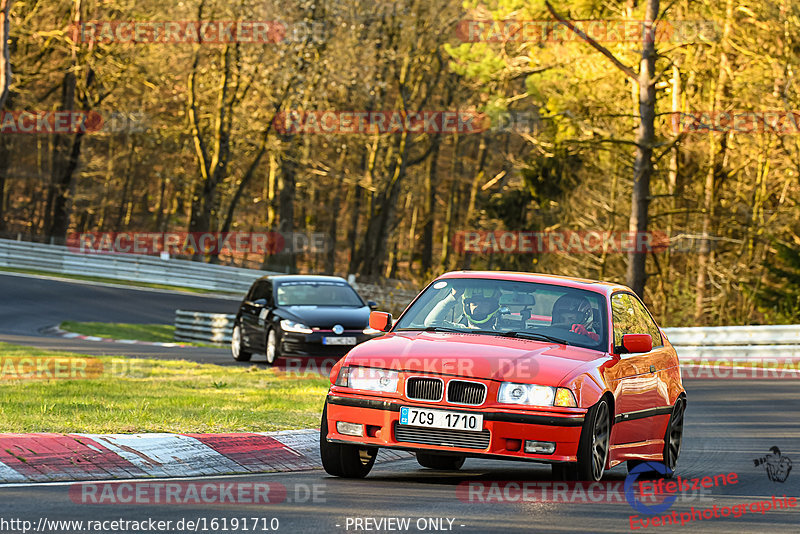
(265, 328, 280, 366)
(231, 323, 252, 362)
(416, 452, 465, 470)
(319, 402, 377, 478)
(576, 398, 611, 481)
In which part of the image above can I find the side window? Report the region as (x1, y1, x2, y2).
(629, 295, 663, 347)
(611, 293, 662, 349)
(611, 293, 637, 348)
(251, 281, 272, 302)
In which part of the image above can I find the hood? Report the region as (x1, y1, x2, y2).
(279, 305, 370, 329)
(343, 331, 608, 385)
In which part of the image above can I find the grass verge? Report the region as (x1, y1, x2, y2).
(59, 321, 219, 348)
(0, 343, 329, 433)
(60, 321, 179, 344)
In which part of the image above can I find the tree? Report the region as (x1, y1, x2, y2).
(544, 0, 660, 297)
(0, 0, 10, 110)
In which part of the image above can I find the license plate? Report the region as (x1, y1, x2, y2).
(323, 336, 356, 345)
(399, 406, 483, 432)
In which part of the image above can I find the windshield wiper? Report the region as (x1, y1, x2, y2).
(395, 326, 468, 333)
(501, 331, 569, 345)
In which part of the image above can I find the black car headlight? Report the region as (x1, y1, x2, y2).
(280, 319, 313, 334)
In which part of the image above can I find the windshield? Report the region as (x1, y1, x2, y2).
(393, 278, 607, 350)
(275, 281, 364, 307)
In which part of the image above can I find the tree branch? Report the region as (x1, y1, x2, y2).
(543, 1, 637, 81)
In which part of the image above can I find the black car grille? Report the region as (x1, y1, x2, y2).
(394, 423, 491, 450)
(406, 377, 444, 401)
(447, 380, 486, 406)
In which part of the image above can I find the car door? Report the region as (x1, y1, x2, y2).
(241, 280, 272, 350)
(607, 292, 671, 445)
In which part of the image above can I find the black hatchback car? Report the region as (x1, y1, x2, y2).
(231, 275, 380, 364)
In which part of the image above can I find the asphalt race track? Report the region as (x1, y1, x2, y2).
(0, 272, 238, 365)
(0, 273, 798, 532)
(1, 379, 798, 533)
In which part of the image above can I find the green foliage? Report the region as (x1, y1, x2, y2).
(752, 243, 800, 323)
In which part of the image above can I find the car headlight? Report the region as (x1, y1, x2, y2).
(498, 383, 555, 406)
(280, 319, 313, 334)
(335, 366, 398, 393)
(497, 383, 577, 407)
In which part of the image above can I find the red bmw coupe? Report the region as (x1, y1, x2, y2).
(320, 271, 686, 481)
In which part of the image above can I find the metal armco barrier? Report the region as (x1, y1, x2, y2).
(0, 238, 274, 292)
(663, 325, 800, 361)
(174, 311, 236, 344)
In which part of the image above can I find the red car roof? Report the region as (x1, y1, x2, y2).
(435, 270, 631, 296)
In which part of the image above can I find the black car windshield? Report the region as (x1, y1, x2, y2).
(275, 281, 364, 307)
(393, 278, 608, 349)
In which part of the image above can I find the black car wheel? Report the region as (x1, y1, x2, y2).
(319, 402, 377, 478)
(265, 328, 280, 366)
(576, 398, 611, 481)
(231, 323, 252, 362)
(663, 397, 685, 473)
(416, 452, 465, 470)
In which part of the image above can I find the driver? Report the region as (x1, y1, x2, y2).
(551, 294, 599, 341)
(424, 286, 501, 330)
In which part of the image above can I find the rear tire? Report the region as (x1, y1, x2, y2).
(231, 323, 252, 362)
(626, 397, 686, 479)
(575, 398, 611, 481)
(319, 402, 377, 478)
(416, 452, 465, 470)
(662, 397, 685, 475)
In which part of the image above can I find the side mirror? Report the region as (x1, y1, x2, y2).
(369, 311, 393, 332)
(367, 300, 379, 310)
(620, 333, 652, 354)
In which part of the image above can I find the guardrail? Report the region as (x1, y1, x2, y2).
(0, 238, 274, 293)
(174, 311, 235, 344)
(175, 313, 800, 358)
(662, 325, 800, 361)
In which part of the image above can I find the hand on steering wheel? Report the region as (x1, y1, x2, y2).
(570, 324, 599, 341)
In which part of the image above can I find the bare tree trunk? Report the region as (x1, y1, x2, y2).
(694, 0, 733, 323)
(624, 0, 659, 297)
(662, 64, 681, 317)
(0, 0, 11, 111)
(420, 138, 441, 275)
(276, 140, 297, 273)
(0, 135, 9, 233)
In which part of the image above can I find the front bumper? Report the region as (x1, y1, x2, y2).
(281, 331, 377, 358)
(325, 393, 587, 463)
